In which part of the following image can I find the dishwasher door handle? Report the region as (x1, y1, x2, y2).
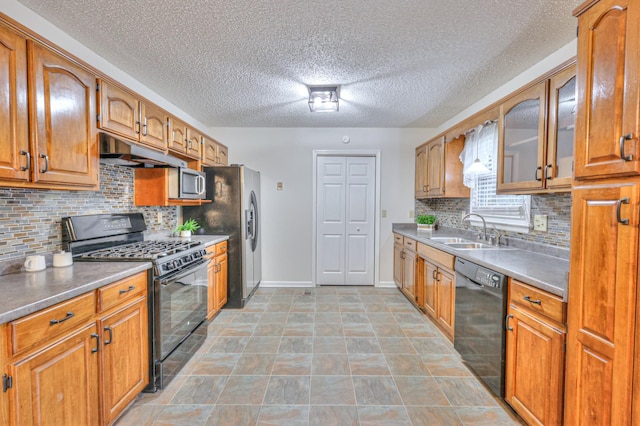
(505, 314, 514, 331)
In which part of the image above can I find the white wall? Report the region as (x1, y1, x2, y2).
(208, 128, 435, 286)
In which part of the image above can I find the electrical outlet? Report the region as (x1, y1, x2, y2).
(461, 210, 467, 221)
(381, 209, 387, 218)
(156, 212, 162, 224)
(409, 210, 414, 218)
(276, 182, 283, 191)
(533, 214, 548, 232)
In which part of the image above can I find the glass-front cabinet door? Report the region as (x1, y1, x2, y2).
(546, 65, 576, 190)
(498, 81, 547, 192)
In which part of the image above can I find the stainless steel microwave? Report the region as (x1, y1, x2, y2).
(168, 168, 206, 200)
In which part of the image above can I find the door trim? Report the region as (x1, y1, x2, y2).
(312, 150, 381, 287)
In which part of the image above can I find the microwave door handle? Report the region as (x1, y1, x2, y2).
(197, 175, 206, 195)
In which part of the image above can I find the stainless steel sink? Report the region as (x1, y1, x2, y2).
(445, 242, 495, 249)
(429, 237, 472, 243)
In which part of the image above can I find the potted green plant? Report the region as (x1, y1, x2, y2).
(416, 214, 437, 231)
(175, 218, 201, 238)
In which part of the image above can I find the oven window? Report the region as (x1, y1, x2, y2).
(158, 266, 208, 359)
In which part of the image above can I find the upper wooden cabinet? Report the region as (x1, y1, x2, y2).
(202, 136, 229, 167)
(415, 135, 469, 199)
(97, 79, 168, 153)
(168, 117, 201, 160)
(574, 0, 640, 179)
(0, 22, 99, 190)
(497, 64, 576, 194)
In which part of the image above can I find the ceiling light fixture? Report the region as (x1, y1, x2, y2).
(308, 86, 339, 112)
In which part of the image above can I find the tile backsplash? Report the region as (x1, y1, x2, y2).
(415, 192, 572, 249)
(0, 164, 177, 261)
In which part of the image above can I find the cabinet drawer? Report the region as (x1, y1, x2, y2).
(510, 279, 565, 324)
(10, 292, 96, 355)
(404, 238, 417, 252)
(393, 233, 404, 245)
(97, 272, 148, 313)
(215, 241, 228, 256)
(417, 243, 455, 270)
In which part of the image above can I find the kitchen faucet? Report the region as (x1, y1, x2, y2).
(462, 213, 487, 241)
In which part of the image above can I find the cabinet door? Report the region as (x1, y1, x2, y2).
(185, 127, 202, 159)
(140, 102, 169, 152)
(546, 64, 576, 190)
(436, 268, 455, 339)
(498, 81, 547, 192)
(100, 297, 149, 424)
(11, 323, 100, 426)
(565, 182, 639, 425)
(505, 305, 565, 426)
(415, 145, 428, 198)
(423, 260, 437, 318)
(426, 138, 444, 196)
(393, 243, 403, 288)
(97, 79, 140, 141)
(574, 0, 640, 179)
(402, 250, 416, 301)
(217, 143, 229, 166)
(202, 136, 219, 166)
(0, 23, 29, 183)
(29, 42, 98, 188)
(207, 256, 217, 319)
(215, 253, 228, 310)
(168, 117, 187, 153)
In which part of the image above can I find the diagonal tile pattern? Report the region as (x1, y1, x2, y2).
(116, 286, 522, 425)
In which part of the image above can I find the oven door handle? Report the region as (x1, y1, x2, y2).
(158, 259, 209, 285)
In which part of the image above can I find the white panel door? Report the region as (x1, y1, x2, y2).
(316, 156, 375, 285)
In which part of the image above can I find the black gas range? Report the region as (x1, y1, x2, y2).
(62, 213, 209, 392)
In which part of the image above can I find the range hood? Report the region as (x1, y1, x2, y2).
(99, 133, 187, 168)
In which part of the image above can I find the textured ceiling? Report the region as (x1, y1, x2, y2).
(17, 0, 581, 128)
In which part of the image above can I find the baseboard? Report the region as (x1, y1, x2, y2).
(260, 281, 315, 288)
(377, 281, 396, 288)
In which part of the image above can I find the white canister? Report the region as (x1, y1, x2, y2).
(53, 251, 73, 267)
(24, 255, 46, 272)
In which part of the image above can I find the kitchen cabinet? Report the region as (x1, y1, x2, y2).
(206, 241, 228, 319)
(0, 23, 98, 190)
(505, 279, 566, 426)
(565, 181, 639, 425)
(392, 233, 420, 305)
(393, 235, 404, 288)
(97, 79, 169, 152)
(133, 167, 211, 206)
(415, 135, 469, 199)
(418, 243, 455, 341)
(497, 63, 576, 194)
(574, 0, 640, 179)
(168, 117, 202, 160)
(1, 272, 149, 426)
(202, 136, 229, 167)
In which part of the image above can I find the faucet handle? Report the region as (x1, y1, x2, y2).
(490, 227, 502, 246)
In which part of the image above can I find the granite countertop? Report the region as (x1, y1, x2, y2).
(0, 233, 230, 325)
(392, 224, 569, 300)
(0, 262, 152, 324)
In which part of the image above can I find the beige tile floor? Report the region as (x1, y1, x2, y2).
(116, 286, 522, 425)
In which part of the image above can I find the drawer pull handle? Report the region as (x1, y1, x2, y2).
(505, 314, 514, 331)
(619, 133, 633, 161)
(523, 295, 542, 305)
(91, 333, 99, 353)
(50, 311, 74, 325)
(534, 166, 542, 182)
(20, 150, 30, 171)
(544, 164, 553, 180)
(39, 153, 49, 173)
(119, 285, 135, 295)
(104, 326, 113, 345)
(617, 197, 630, 225)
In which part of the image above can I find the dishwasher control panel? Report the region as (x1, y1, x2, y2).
(474, 269, 503, 288)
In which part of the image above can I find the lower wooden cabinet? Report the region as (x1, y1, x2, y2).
(505, 279, 566, 426)
(10, 323, 100, 425)
(2, 271, 149, 426)
(418, 243, 456, 341)
(206, 241, 228, 319)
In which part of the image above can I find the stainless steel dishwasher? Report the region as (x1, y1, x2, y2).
(453, 257, 508, 397)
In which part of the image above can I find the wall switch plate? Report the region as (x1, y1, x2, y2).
(533, 214, 548, 232)
(461, 210, 467, 221)
(381, 209, 387, 218)
(276, 182, 283, 191)
(156, 212, 162, 224)
(409, 210, 414, 218)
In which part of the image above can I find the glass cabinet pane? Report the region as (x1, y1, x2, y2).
(503, 98, 541, 184)
(554, 76, 576, 180)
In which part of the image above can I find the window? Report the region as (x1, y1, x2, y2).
(461, 123, 531, 233)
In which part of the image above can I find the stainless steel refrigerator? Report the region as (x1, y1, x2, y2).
(184, 165, 261, 308)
